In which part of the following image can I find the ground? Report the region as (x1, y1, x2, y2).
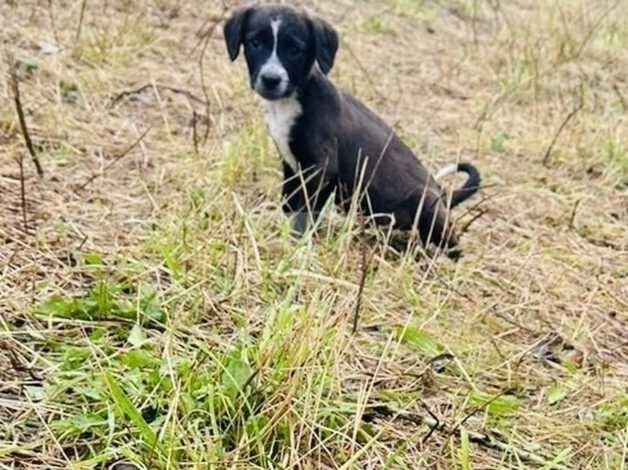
(1, 0, 627, 469)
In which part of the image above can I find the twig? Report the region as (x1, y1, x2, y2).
(0, 339, 43, 381)
(542, 93, 584, 167)
(448, 389, 514, 438)
(352, 238, 374, 334)
(189, 14, 224, 57)
(197, 13, 226, 143)
(192, 111, 200, 157)
(455, 190, 499, 228)
(569, 0, 622, 62)
(78, 128, 151, 190)
(76, 0, 89, 42)
(16, 154, 28, 232)
(108, 83, 208, 108)
(568, 198, 581, 229)
(420, 401, 441, 444)
(8, 58, 44, 177)
(612, 84, 626, 112)
(457, 208, 487, 237)
(77, 234, 88, 250)
(364, 403, 567, 469)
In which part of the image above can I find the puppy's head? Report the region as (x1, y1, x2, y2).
(224, 4, 338, 101)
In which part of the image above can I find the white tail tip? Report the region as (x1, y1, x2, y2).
(435, 163, 459, 180)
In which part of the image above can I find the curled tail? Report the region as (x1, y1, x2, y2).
(435, 162, 481, 208)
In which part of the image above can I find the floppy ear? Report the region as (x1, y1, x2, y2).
(310, 16, 338, 75)
(224, 7, 252, 61)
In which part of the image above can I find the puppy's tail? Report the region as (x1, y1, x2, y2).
(435, 162, 481, 208)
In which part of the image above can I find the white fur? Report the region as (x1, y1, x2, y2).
(256, 19, 289, 95)
(263, 95, 302, 172)
(435, 163, 459, 180)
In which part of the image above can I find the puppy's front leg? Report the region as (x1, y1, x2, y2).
(281, 162, 335, 239)
(290, 211, 311, 237)
(282, 163, 312, 238)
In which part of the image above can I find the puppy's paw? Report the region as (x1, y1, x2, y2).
(290, 212, 310, 239)
(446, 247, 463, 262)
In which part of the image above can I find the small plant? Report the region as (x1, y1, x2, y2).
(490, 132, 510, 153)
(36, 279, 164, 324)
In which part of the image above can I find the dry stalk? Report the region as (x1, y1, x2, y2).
(568, 0, 622, 62)
(612, 83, 626, 111)
(542, 90, 585, 167)
(446, 388, 515, 439)
(365, 403, 568, 470)
(8, 57, 44, 178)
(352, 231, 375, 334)
(457, 208, 487, 238)
(192, 110, 200, 157)
(76, 0, 89, 42)
(108, 83, 208, 108)
(569, 198, 582, 229)
(16, 154, 28, 232)
(197, 12, 227, 143)
(0, 339, 42, 381)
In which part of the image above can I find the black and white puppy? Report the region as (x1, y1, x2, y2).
(224, 4, 481, 252)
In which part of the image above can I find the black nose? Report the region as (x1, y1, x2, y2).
(261, 74, 282, 90)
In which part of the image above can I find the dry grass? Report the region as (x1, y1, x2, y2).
(1, 0, 627, 468)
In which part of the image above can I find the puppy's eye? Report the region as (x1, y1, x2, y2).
(250, 38, 262, 49)
(289, 45, 303, 57)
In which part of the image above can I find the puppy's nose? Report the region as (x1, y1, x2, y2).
(261, 73, 282, 90)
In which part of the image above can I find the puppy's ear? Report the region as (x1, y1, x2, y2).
(224, 7, 252, 61)
(310, 16, 338, 75)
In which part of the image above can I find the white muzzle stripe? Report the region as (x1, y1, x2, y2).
(256, 19, 289, 95)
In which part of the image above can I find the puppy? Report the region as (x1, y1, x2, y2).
(223, 4, 481, 252)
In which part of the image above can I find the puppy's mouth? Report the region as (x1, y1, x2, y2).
(255, 83, 293, 101)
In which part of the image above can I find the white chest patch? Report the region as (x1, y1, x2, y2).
(263, 95, 302, 172)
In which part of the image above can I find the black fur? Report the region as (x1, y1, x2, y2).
(223, 7, 250, 61)
(450, 163, 481, 208)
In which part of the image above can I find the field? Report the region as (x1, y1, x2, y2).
(1, 0, 627, 468)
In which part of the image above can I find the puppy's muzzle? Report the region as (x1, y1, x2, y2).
(255, 60, 290, 99)
(260, 72, 282, 92)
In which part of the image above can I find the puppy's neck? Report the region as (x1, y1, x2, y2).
(298, 67, 341, 111)
(259, 68, 338, 172)
(261, 93, 302, 172)
(305, 65, 332, 89)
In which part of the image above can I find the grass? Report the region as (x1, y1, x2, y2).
(1, 0, 627, 468)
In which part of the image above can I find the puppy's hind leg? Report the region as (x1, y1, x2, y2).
(424, 207, 461, 260)
(398, 195, 460, 258)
